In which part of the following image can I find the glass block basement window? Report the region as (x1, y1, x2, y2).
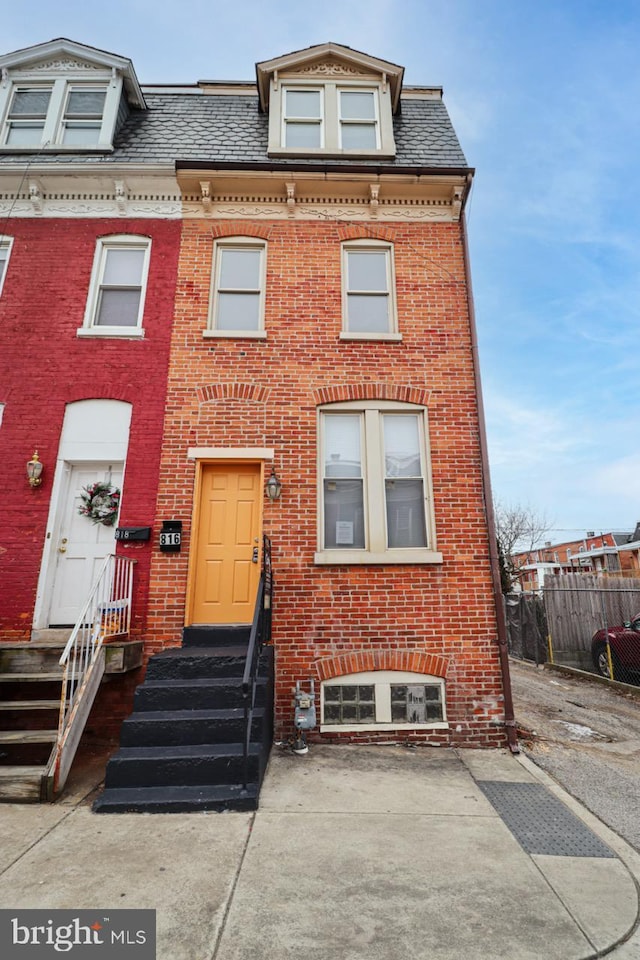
(391, 684, 443, 723)
(321, 672, 447, 730)
(323, 684, 375, 723)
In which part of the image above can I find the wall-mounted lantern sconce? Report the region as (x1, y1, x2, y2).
(265, 466, 282, 501)
(27, 450, 43, 487)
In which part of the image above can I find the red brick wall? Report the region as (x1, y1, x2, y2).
(147, 217, 505, 748)
(0, 218, 181, 642)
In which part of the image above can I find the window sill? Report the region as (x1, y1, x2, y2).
(77, 327, 145, 339)
(0, 145, 114, 154)
(267, 147, 396, 160)
(314, 549, 443, 565)
(340, 332, 402, 342)
(320, 721, 449, 734)
(202, 329, 267, 340)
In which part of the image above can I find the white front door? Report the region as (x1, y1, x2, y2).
(48, 463, 123, 626)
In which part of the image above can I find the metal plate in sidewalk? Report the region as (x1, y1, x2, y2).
(478, 781, 615, 858)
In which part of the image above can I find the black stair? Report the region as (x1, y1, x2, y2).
(94, 626, 273, 814)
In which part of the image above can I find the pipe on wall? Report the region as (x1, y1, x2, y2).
(460, 193, 519, 754)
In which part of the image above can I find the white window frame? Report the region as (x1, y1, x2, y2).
(0, 77, 121, 152)
(268, 79, 395, 159)
(282, 86, 324, 149)
(340, 240, 400, 341)
(79, 235, 151, 338)
(338, 88, 380, 150)
(205, 237, 267, 339)
(321, 670, 448, 733)
(0, 236, 14, 296)
(315, 399, 441, 565)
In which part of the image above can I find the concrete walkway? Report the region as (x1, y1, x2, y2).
(0, 745, 638, 960)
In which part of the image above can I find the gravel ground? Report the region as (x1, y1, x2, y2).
(509, 658, 640, 852)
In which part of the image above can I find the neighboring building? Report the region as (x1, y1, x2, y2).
(0, 38, 512, 804)
(0, 39, 182, 737)
(513, 529, 636, 592)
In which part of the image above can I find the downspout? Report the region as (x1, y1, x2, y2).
(459, 186, 519, 753)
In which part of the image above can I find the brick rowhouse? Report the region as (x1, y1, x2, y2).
(0, 218, 180, 732)
(146, 217, 506, 747)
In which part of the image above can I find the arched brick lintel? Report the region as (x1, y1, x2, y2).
(313, 383, 431, 407)
(196, 382, 271, 404)
(208, 224, 272, 241)
(315, 650, 449, 682)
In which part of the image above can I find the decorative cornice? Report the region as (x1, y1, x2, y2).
(0, 194, 181, 218)
(182, 197, 460, 222)
(28, 58, 104, 72)
(295, 60, 371, 78)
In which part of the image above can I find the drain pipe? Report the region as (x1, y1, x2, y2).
(460, 192, 519, 754)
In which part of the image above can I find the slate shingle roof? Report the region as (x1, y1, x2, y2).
(0, 91, 468, 169)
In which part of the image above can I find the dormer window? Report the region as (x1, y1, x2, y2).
(2, 80, 109, 149)
(257, 43, 403, 161)
(0, 38, 145, 154)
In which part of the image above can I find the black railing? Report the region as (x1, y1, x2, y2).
(240, 534, 273, 792)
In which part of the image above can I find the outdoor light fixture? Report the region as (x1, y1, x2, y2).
(265, 466, 282, 501)
(27, 450, 43, 487)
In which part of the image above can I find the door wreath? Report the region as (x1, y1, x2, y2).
(78, 481, 121, 526)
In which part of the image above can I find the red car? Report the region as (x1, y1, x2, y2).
(591, 613, 640, 681)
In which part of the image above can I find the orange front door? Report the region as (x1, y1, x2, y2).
(191, 463, 262, 624)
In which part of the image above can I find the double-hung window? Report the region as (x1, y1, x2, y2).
(282, 88, 323, 148)
(80, 236, 150, 337)
(342, 241, 397, 338)
(339, 90, 379, 149)
(4, 86, 51, 146)
(207, 239, 267, 338)
(60, 87, 107, 146)
(1, 79, 112, 149)
(317, 401, 440, 564)
(0, 237, 13, 295)
(270, 82, 393, 158)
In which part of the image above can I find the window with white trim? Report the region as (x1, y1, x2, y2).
(207, 239, 267, 337)
(339, 90, 379, 149)
(2, 80, 111, 149)
(342, 241, 396, 337)
(80, 236, 150, 337)
(0, 237, 13, 295)
(316, 400, 441, 565)
(283, 88, 323, 148)
(269, 82, 394, 158)
(321, 670, 446, 732)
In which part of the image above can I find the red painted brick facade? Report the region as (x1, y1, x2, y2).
(146, 217, 506, 748)
(0, 217, 180, 649)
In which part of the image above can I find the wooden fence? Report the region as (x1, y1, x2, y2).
(543, 573, 640, 671)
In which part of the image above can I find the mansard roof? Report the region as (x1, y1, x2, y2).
(0, 39, 468, 172)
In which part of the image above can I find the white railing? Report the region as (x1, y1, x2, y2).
(48, 554, 135, 796)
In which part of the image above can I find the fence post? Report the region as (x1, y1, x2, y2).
(547, 632, 554, 664)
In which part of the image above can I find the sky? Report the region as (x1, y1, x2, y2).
(4, 0, 639, 542)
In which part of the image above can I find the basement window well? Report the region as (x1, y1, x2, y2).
(320, 670, 446, 733)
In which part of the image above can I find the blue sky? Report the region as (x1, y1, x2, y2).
(4, 1, 639, 539)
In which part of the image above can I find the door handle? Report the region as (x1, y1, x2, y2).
(252, 547, 259, 564)
(59, 538, 68, 554)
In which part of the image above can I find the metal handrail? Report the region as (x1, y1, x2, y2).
(57, 554, 135, 742)
(241, 535, 273, 792)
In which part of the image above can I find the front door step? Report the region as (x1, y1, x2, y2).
(94, 628, 274, 814)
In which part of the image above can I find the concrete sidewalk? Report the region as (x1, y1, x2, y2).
(0, 745, 638, 960)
